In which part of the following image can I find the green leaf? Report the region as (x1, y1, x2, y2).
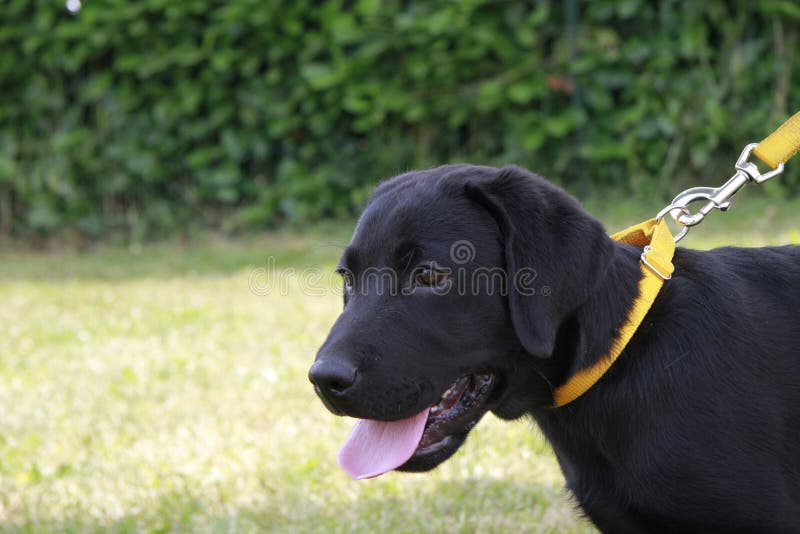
(300, 63, 341, 90)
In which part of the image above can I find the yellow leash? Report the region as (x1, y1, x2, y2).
(552, 110, 800, 408)
(754, 111, 800, 169)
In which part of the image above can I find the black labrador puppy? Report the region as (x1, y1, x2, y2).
(309, 164, 800, 533)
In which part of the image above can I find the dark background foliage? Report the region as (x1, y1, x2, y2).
(1, 0, 798, 241)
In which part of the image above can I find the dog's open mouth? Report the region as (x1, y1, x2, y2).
(337, 371, 496, 479)
(416, 372, 495, 454)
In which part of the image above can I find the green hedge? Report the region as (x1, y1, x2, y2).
(2, 0, 799, 240)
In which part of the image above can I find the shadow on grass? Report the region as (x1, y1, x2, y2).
(0, 478, 593, 534)
(258, 477, 592, 534)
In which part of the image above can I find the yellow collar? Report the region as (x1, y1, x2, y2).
(552, 218, 676, 408)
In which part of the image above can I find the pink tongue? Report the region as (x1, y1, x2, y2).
(337, 408, 430, 480)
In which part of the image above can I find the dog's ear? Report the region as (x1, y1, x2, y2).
(465, 165, 615, 358)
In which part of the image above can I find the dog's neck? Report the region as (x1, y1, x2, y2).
(523, 240, 648, 483)
(575, 240, 643, 376)
(496, 238, 656, 419)
(542, 240, 644, 403)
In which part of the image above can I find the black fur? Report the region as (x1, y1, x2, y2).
(310, 164, 800, 532)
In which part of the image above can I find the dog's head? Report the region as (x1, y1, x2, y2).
(309, 164, 615, 478)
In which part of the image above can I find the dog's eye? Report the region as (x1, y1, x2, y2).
(414, 266, 449, 287)
(336, 269, 354, 292)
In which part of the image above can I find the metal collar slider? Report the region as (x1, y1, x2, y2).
(640, 244, 673, 280)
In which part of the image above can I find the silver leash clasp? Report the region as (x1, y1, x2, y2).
(657, 143, 785, 243)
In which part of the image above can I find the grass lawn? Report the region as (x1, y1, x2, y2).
(1, 193, 797, 533)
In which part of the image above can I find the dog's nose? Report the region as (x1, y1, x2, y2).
(309, 359, 357, 392)
(308, 359, 358, 405)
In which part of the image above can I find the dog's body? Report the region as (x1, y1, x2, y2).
(310, 165, 800, 533)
